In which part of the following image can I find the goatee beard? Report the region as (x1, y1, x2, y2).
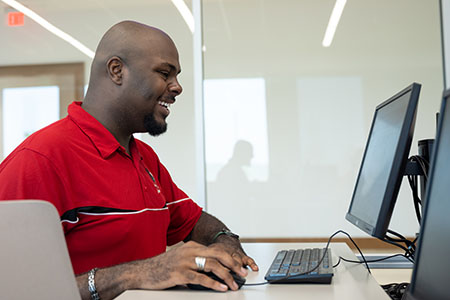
(144, 114, 167, 136)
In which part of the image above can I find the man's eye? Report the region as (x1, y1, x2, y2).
(159, 71, 169, 79)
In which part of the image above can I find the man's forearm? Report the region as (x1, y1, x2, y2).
(76, 240, 249, 299)
(76, 260, 139, 300)
(187, 211, 241, 248)
(76, 256, 173, 300)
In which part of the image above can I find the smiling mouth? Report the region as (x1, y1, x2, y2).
(158, 101, 171, 111)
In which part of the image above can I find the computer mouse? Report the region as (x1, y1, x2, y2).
(187, 270, 246, 291)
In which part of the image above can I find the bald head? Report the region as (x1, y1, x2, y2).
(89, 21, 176, 83)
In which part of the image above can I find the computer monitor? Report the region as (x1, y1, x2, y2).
(346, 83, 421, 239)
(403, 89, 450, 300)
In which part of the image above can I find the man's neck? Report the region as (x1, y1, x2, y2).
(81, 98, 133, 155)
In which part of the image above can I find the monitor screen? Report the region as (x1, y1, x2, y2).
(346, 83, 421, 239)
(404, 90, 450, 300)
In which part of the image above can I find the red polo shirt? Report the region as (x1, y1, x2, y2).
(0, 101, 202, 274)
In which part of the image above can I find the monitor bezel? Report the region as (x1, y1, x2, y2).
(345, 83, 421, 239)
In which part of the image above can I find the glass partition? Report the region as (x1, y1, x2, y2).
(203, 0, 443, 238)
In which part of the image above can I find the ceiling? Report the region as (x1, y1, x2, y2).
(0, 0, 194, 67)
(0, 0, 442, 77)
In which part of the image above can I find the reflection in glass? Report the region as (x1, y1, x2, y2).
(204, 78, 269, 181)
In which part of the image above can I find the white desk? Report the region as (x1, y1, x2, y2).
(115, 242, 390, 300)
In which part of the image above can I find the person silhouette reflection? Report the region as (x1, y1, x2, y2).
(216, 140, 254, 185)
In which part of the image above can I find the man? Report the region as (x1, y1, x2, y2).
(0, 21, 258, 299)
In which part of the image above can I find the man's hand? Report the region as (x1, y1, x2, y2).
(77, 241, 250, 299)
(208, 239, 259, 272)
(186, 211, 259, 272)
(131, 241, 248, 292)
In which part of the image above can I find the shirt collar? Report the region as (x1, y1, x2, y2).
(68, 101, 125, 159)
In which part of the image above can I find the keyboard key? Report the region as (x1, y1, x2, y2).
(292, 250, 303, 266)
(272, 270, 288, 277)
(269, 267, 279, 274)
(282, 250, 295, 267)
(274, 251, 287, 263)
(299, 263, 309, 273)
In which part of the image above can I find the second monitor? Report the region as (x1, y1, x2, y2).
(345, 83, 421, 239)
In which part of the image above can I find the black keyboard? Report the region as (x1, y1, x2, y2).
(265, 248, 334, 284)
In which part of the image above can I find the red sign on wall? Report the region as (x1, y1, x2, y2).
(8, 12, 25, 27)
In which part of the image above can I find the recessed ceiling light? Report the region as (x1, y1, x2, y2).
(322, 0, 347, 48)
(171, 0, 195, 34)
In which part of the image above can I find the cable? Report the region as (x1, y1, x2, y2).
(382, 238, 415, 261)
(409, 155, 429, 180)
(382, 282, 409, 300)
(407, 155, 431, 225)
(335, 230, 372, 273)
(333, 254, 412, 300)
(407, 174, 422, 224)
(243, 230, 372, 286)
(384, 230, 416, 260)
(342, 253, 408, 264)
(385, 236, 415, 250)
(383, 237, 409, 252)
(243, 281, 269, 286)
(333, 257, 342, 268)
(386, 229, 407, 240)
(334, 253, 414, 265)
(386, 230, 415, 249)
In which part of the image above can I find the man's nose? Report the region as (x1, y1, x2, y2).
(169, 79, 182, 95)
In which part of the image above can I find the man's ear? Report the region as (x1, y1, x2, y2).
(106, 56, 124, 85)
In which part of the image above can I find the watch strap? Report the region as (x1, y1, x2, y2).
(211, 229, 240, 243)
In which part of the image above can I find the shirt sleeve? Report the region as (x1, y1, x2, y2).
(0, 148, 69, 216)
